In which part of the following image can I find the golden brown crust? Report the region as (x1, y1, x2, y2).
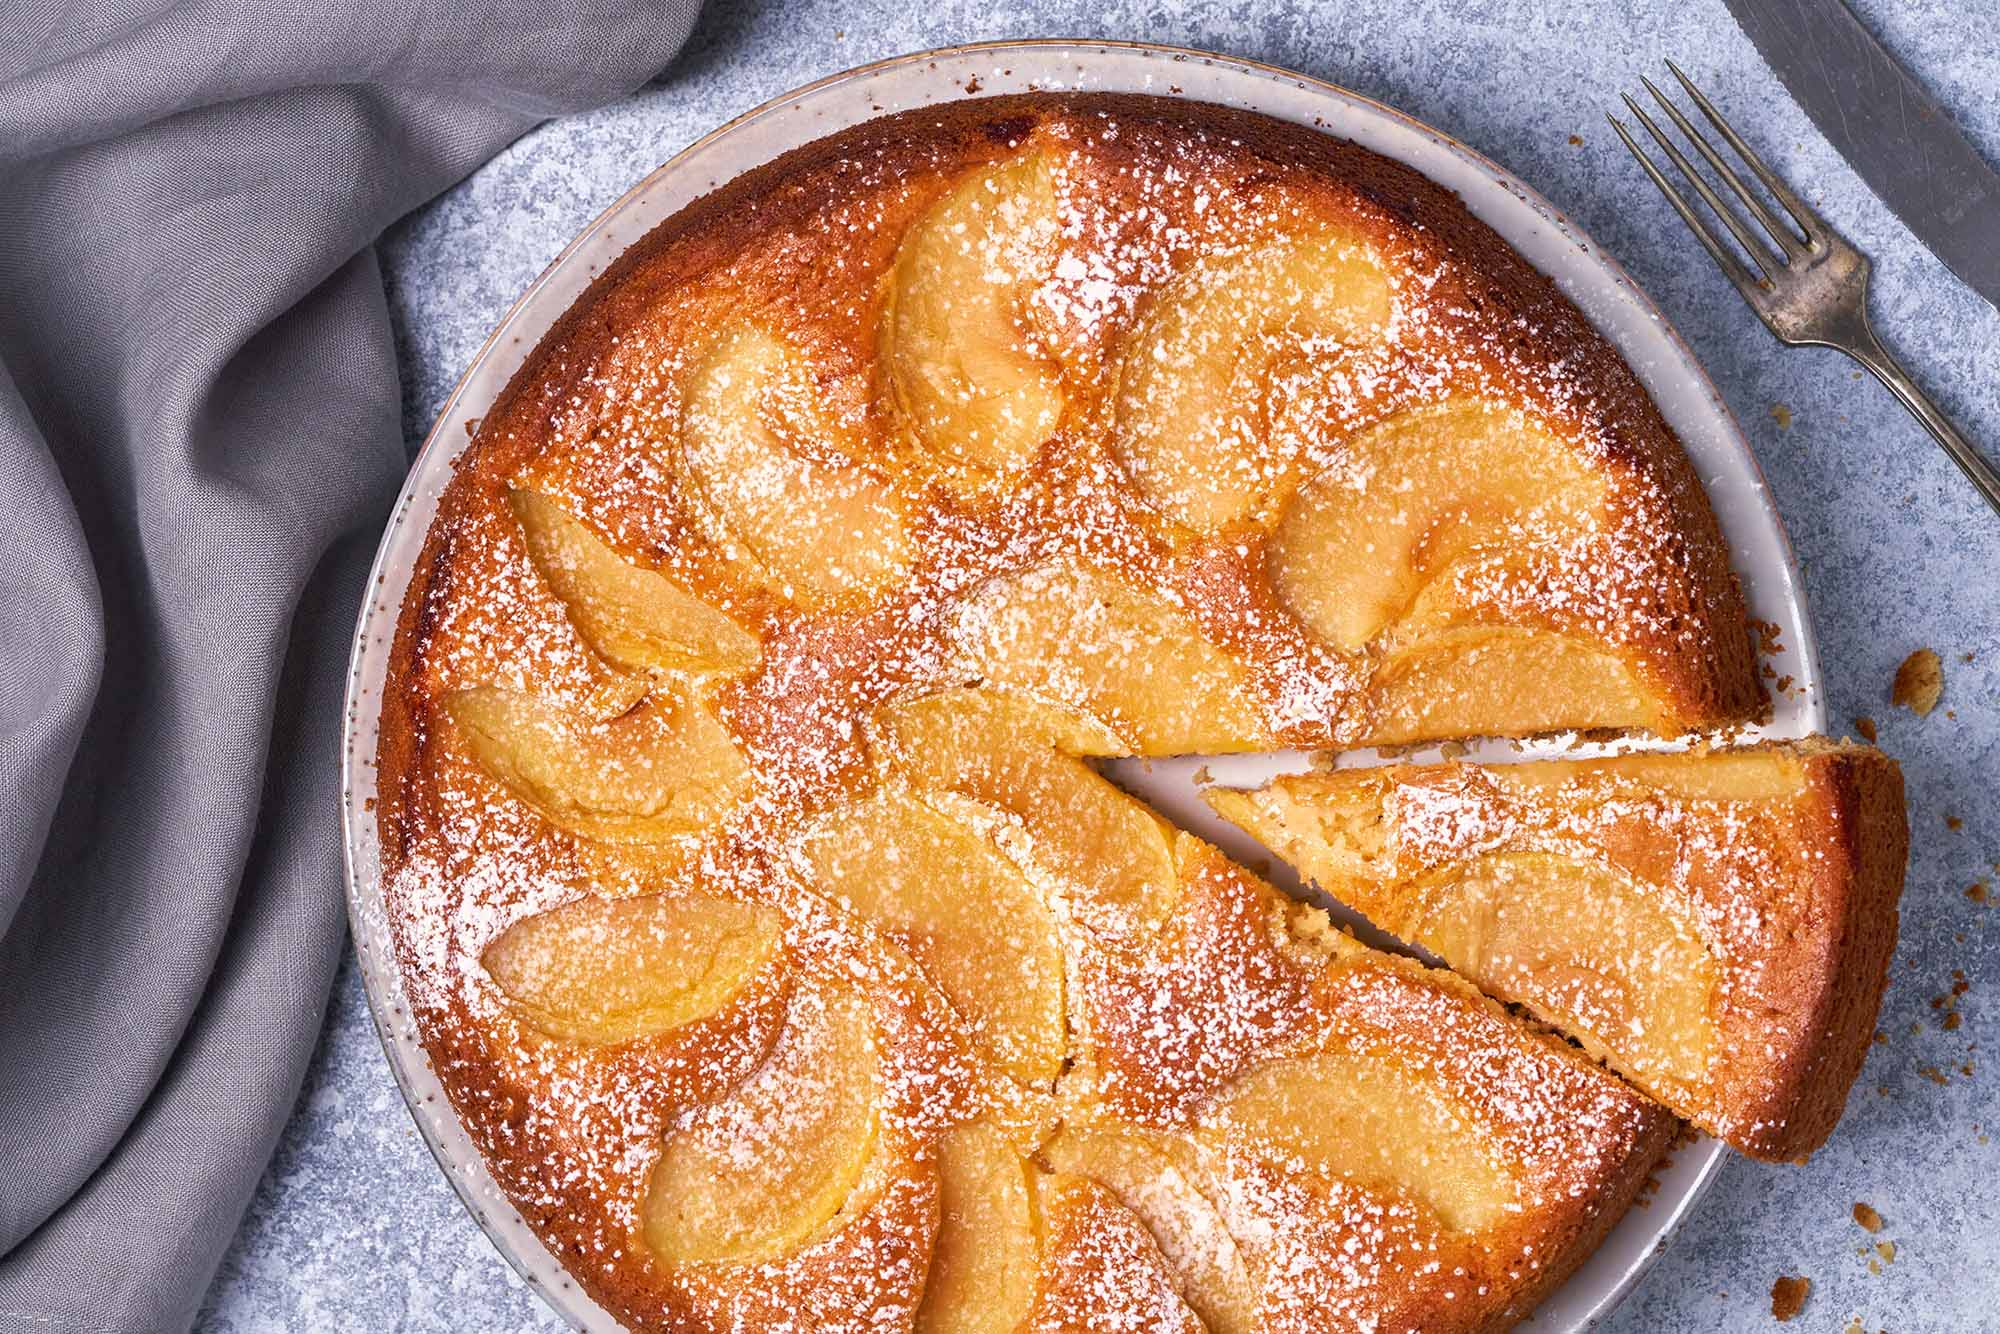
(1208, 741, 1908, 1162)
(1750, 746, 1906, 1160)
(373, 92, 1767, 1330)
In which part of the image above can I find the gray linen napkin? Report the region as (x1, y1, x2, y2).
(0, 2, 700, 1328)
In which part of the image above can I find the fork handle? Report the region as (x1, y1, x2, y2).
(1841, 316, 2000, 517)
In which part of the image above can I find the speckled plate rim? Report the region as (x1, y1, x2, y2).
(341, 39, 1825, 1333)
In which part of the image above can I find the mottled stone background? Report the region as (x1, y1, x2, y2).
(195, 0, 2000, 1329)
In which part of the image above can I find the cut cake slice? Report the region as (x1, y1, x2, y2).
(1206, 740, 1906, 1161)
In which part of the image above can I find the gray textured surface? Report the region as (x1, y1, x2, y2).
(197, 1, 2000, 1330)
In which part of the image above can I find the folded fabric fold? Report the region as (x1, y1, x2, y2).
(0, 3, 701, 1329)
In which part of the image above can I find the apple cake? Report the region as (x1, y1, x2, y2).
(1207, 741, 1907, 1163)
(374, 93, 1882, 1330)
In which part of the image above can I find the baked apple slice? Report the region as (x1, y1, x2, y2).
(948, 559, 1265, 753)
(801, 786, 1065, 1085)
(915, 1119, 1041, 1333)
(507, 488, 757, 676)
(483, 893, 781, 1046)
(1205, 1048, 1516, 1233)
(1216, 784, 1720, 1088)
(1265, 399, 1660, 741)
(1039, 1126, 1259, 1333)
(883, 152, 1065, 488)
(446, 685, 749, 842)
(1027, 1172, 1204, 1334)
(876, 690, 1180, 934)
(1271, 401, 1603, 655)
(1116, 228, 1392, 531)
(682, 325, 910, 607)
(644, 984, 881, 1264)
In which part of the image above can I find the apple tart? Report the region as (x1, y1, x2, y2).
(376, 94, 1884, 1330)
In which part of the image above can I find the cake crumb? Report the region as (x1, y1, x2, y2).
(1770, 402, 1792, 429)
(1567, 133, 1583, 146)
(1851, 1201, 1883, 1232)
(1891, 648, 1943, 715)
(1921, 1065, 1949, 1085)
(1770, 1274, 1810, 1321)
(1852, 715, 1876, 742)
(1946, 814, 1963, 830)
(1969, 882, 1990, 905)
(1874, 1240, 1896, 1263)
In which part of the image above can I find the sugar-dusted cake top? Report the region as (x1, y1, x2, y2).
(375, 93, 1760, 1330)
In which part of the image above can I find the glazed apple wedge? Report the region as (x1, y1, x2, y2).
(1206, 741, 1908, 1161)
(800, 785, 1067, 1086)
(1270, 402, 1605, 656)
(1115, 221, 1393, 532)
(681, 325, 911, 608)
(446, 685, 750, 843)
(875, 689, 1181, 934)
(1037, 1126, 1259, 1334)
(483, 893, 781, 1046)
(883, 152, 1066, 488)
(1266, 399, 1669, 743)
(915, 1119, 1042, 1334)
(508, 488, 758, 676)
(1025, 1172, 1205, 1334)
(644, 983, 883, 1264)
(946, 560, 1267, 754)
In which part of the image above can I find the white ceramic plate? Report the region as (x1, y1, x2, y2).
(342, 39, 1823, 1333)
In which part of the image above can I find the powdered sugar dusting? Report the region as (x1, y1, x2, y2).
(375, 94, 1735, 1331)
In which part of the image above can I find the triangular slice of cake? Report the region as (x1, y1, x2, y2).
(1206, 740, 1906, 1161)
(1037, 836, 1678, 1333)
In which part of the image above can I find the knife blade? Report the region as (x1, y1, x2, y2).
(1723, 0, 2000, 312)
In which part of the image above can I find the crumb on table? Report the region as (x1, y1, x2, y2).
(1891, 648, 1943, 716)
(1771, 1273, 1810, 1321)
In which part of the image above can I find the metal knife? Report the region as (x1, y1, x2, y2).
(1723, 0, 2000, 312)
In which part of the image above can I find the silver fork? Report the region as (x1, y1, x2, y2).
(1609, 61, 2000, 517)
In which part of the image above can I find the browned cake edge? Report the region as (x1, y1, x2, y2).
(1480, 1099, 1681, 1334)
(1730, 743, 1906, 1161)
(1352, 947, 1685, 1333)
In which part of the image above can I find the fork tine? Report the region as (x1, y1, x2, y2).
(1606, 113, 1769, 304)
(1665, 60, 1829, 244)
(1620, 92, 1784, 277)
(1640, 74, 1806, 259)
